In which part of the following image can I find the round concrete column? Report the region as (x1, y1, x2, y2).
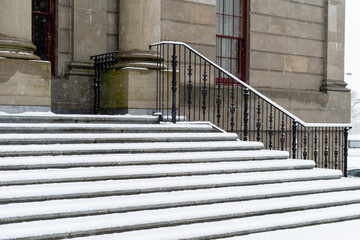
(0, 0, 32, 40)
(0, 0, 39, 60)
(115, 0, 161, 69)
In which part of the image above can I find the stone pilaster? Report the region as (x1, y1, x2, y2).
(321, 0, 349, 92)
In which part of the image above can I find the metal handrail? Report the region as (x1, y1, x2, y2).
(150, 41, 351, 128)
(150, 41, 350, 175)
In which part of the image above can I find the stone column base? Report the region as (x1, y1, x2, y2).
(320, 80, 350, 92)
(100, 68, 176, 115)
(0, 58, 51, 113)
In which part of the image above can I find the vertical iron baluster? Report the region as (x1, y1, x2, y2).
(280, 113, 285, 150)
(167, 44, 170, 117)
(268, 105, 273, 149)
(198, 59, 201, 119)
(194, 54, 197, 120)
(314, 128, 318, 167)
(208, 64, 211, 121)
(161, 44, 165, 115)
(334, 129, 339, 169)
(236, 83, 239, 137)
(303, 129, 308, 159)
(183, 47, 186, 118)
(93, 57, 99, 114)
(187, 53, 193, 119)
(243, 88, 249, 141)
(344, 127, 349, 177)
(171, 45, 178, 123)
(202, 61, 207, 121)
(178, 45, 181, 118)
(292, 120, 298, 159)
(230, 79, 235, 132)
(324, 128, 329, 168)
(256, 97, 261, 142)
(216, 70, 221, 126)
(155, 46, 160, 112)
(213, 67, 216, 125)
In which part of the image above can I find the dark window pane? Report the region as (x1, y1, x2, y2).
(234, 17, 242, 37)
(224, 0, 232, 15)
(35, 0, 49, 12)
(216, 14, 222, 35)
(33, 40, 48, 60)
(216, 0, 223, 13)
(221, 38, 231, 58)
(34, 15, 49, 40)
(223, 15, 233, 36)
(231, 39, 239, 58)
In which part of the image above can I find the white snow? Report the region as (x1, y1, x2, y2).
(0, 160, 314, 183)
(0, 141, 263, 155)
(4, 202, 360, 239)
(0, 169, 343, 200)
(223, 220, 360, 239)
(0, 150, 289, 168)
(121, 67, 148, 70)
(348, 148, 360, 169)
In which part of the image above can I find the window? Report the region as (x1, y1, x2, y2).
(32, 0, 56, 75)
(216, 0, 247, 82)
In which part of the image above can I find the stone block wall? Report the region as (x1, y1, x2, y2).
(49, 0, 349, 123)
(248, 0, 349, 123)
(160, 0, 217, 61)
(53, 0, 119, 113)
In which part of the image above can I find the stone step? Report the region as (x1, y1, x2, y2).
(2, 181, 360, 225)
(0, 169, 343, 204)
(0, 160, 315, 186)
(2, 193, 360, 239)
(0, 141, 264, 157)
(0, 132, 238, 145)
(0, 123, 213, 134)
(0, 114, 160, 124)
(0, 150, 289, 170)
(60, 202, 360, 240)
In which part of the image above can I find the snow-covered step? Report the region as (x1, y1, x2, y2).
(0, 160, 315, 186)
(0, 150, 289, 170)
(0, 114, 160, 124)
(58, 202, 360, 240)
(3, 184, 360, 225)
(0, 132, 238, 145)
(0, 169, 343, 204)
(0, 123, 213, 133)
(0, 141, 264, 157)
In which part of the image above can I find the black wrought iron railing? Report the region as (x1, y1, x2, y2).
(150, 41, 351, 176)
(90, 52, 118, 114)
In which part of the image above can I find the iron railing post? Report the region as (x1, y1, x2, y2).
(243, 87, 249, 141)
(292, 120, 298, 159)
(171, 44, 178, 123)
(93, 57, 101, 114)
(344, 127, 349, 177)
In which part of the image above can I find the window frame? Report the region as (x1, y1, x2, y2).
(32, 0, 56, 76)
(216, 0, 247, 83)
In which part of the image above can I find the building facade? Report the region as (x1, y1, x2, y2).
(0, 0, 350, 123)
